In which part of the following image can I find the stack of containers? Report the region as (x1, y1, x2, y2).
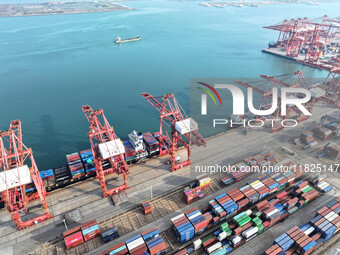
(208, 199, 226, 222)
(216, 193, 238, 218)
(142, 228, 166, 255)
(327, 122, 340, 132)
(79, 149, 96, 174)
(260, 175, 278, 195)
(171, 213, 195, 244)
(242, 226, 258, 242)
(125, 234, 147, 254)
(265, 226, 316, 255)
(123, 140, 137, 164)
(25, 182, 36, 194)
(227, 188, 249, 211)
(227, 188, 245, 203)
(184, 208, 208, 235)
(233, 210, 252, 228)
(183, 186, 204, 204)
(323, 142, 340, 160)
(63, 226, 84, 249)
(281, 196, 299, 213)
(229, 235, 242, 248)
(270, 173, 288, 191)
(294, 181, 319, 206)
(142, 132, 159, 157)
(53, 166, 71, 183)
(81, 220, 100, 241)
(101, 228, 119, 243)
(239, 185, 259, 204)
(141, 201, 152, 215)
(301, 130, 315, 144)
(196, 175, 211, 188)
(249, 180, 269, 200)
(220, 176, 235, 186)
(108, 242, 128, 255)
(282, 171, 296, 186)
(314, 127, 333, 140)
(66, 152, 85, 179)
(218, 222, 233, 241)
(231, 171, 245, 182)
(201, 235, 218, 251)
(316, 181, 333, 193)
(40, 169, 55, 188)
(273, 233, 295, 253)
(262, 205, 282, 227)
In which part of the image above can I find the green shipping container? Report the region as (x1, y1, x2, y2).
(238, 216, 251, 227)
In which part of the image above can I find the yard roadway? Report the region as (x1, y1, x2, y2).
(0, 102, 339, 255)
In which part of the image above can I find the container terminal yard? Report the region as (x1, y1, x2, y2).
(1, 8, 340, 255)
(262, 15, 340, 71)
(0, 72, 339, 255)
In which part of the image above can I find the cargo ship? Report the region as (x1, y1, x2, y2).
(114, 35, 141, 43)
(0, 130, 167, 208)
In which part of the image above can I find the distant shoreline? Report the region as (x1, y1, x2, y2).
(0, 1, 135, 18)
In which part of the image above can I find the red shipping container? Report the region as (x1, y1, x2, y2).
(64, 231, 84, 249)
(63, 226, 81, 237)
(202, 236, 217, 248)
(174, 249, 187, 255)
(83, 229, 100, 242)
(149, 242, 166, 255)
(130, 243, 147, 254)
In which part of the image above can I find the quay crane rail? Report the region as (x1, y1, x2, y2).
(82, 105, 129, 197)
(141, 93, 206, 171)
(0, 120, 52, 230)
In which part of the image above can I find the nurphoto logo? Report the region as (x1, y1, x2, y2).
(198, 82, 312, 128)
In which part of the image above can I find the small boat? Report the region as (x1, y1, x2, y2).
(114, 35, 141, 44)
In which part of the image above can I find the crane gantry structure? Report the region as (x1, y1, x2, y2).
(0, 120, 52, 230)
(142, 93, 206, 171)
(82, 105, 129, 197)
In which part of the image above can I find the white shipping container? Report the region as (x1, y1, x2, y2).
(188, 212, 201, 220)
(171, 213, 185, 222)
(242, 227, 258, 239)
(98, 139, 125, 159)
(193, 239, 202, 251)
(304, 226, 315, 236)
(218, 231, 227, 241)
(267, 209, 279, 217)
(207, 242, 222, 254)
(245, 209, 252, 216)
(230, 235, 242, 244)
(127, 237, 144, 250)
(0, 165, 32, 192)
(175, 118, 198, 135)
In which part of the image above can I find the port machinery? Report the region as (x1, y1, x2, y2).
(264, 15, 340, 63)
(235, 71, 314, 133)
(82, 105, 129, 197)
(319, 67, 340, 108)
(0, 120, 52, 230)
(142, 93, 206, 171)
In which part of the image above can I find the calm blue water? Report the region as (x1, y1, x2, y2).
(0, 0, 339, 169)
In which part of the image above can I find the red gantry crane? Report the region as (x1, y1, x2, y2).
(82, 105, 129, 197)
(141, 93, 206, 172)
(236, 71, 313, 133)
(264, 15, 340, 63)
(318, 68, 340, 108)
(0, 120, 52, 230)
